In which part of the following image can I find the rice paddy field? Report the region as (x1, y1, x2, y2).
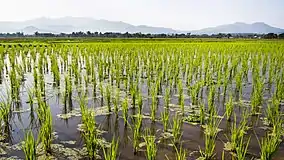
(0, 39, 284, 160)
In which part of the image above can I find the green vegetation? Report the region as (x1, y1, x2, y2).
(0, 39, 283, 159)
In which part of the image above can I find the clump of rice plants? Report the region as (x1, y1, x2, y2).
(122, 97, 129, 125)
(143, 129, 157, 160)
(150, 85, 157, 121)
(103, 137, 119, 160)
(199, 112, 222, 160)
(225, 94, 234, 121)
(38, 106, 53, 154)
(22, 131, 36, 160)
(172, 113, 183, 144)
(133, 113, 143, 154)
(105, 84, 112, 112)
(161, 110, 169, 132)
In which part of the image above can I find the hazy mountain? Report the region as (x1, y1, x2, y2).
(0, 17, 178, 34)
(191, 22, 284, 34)
(0, 17, 283, 34)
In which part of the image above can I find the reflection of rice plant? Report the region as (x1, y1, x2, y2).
(38, 107, 53, 154)
(103, 137, 119, 160)
(172, 113, 182, 144)
(23, 131, 36, 160)
(143, 129, 157, 160)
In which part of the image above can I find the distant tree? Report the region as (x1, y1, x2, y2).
(264, 33, 278, 39)
(279, 33, 284, 39)
(86, 31, 92, 36)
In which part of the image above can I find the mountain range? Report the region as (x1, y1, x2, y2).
(0, 17, 283, 35)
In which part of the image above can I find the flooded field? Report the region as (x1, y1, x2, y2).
(0, 41, 284, 160)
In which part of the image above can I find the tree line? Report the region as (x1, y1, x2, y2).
(0, 31, 284, 39)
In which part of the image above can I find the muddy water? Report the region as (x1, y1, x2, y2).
(0, 68, 284, 160)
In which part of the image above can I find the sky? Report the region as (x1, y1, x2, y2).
(0, 0, 283, 30)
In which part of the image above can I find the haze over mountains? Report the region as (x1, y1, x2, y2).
(0, 17, 283, 35)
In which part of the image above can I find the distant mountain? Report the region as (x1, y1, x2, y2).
(0, 17, 178, 34)
(0, 17, 283, 35)
(191, 22, 284, 34)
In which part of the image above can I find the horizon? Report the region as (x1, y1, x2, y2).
(0, 0, 283, 30)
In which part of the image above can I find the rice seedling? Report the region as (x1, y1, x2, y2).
(113, 88, 120, 114)
(199, 103, 206, 125)
(38, 106, 53, 154)
(122, 97, 129, 125)
(200, 113, 222, 160)
(173, 143, 187, 160)
(225, 94, 234, 121)
(103, 137, 119, 160)
(22, 131, 36, 160)
(150, 85, 157, 121)
(143, 129, 157, 160)
(164, 87, 170, 110)
(133, 113, 143, 154)
(0, 97, 12, 134)
(172, 113, 183, 144)
(105, 84, 112, 112)
(137, 91, 143, 114)
(161, 110, 169, 132)
(235, 136, 251, 160)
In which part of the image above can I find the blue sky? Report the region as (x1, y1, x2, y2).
(1, 0, 283, 30)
